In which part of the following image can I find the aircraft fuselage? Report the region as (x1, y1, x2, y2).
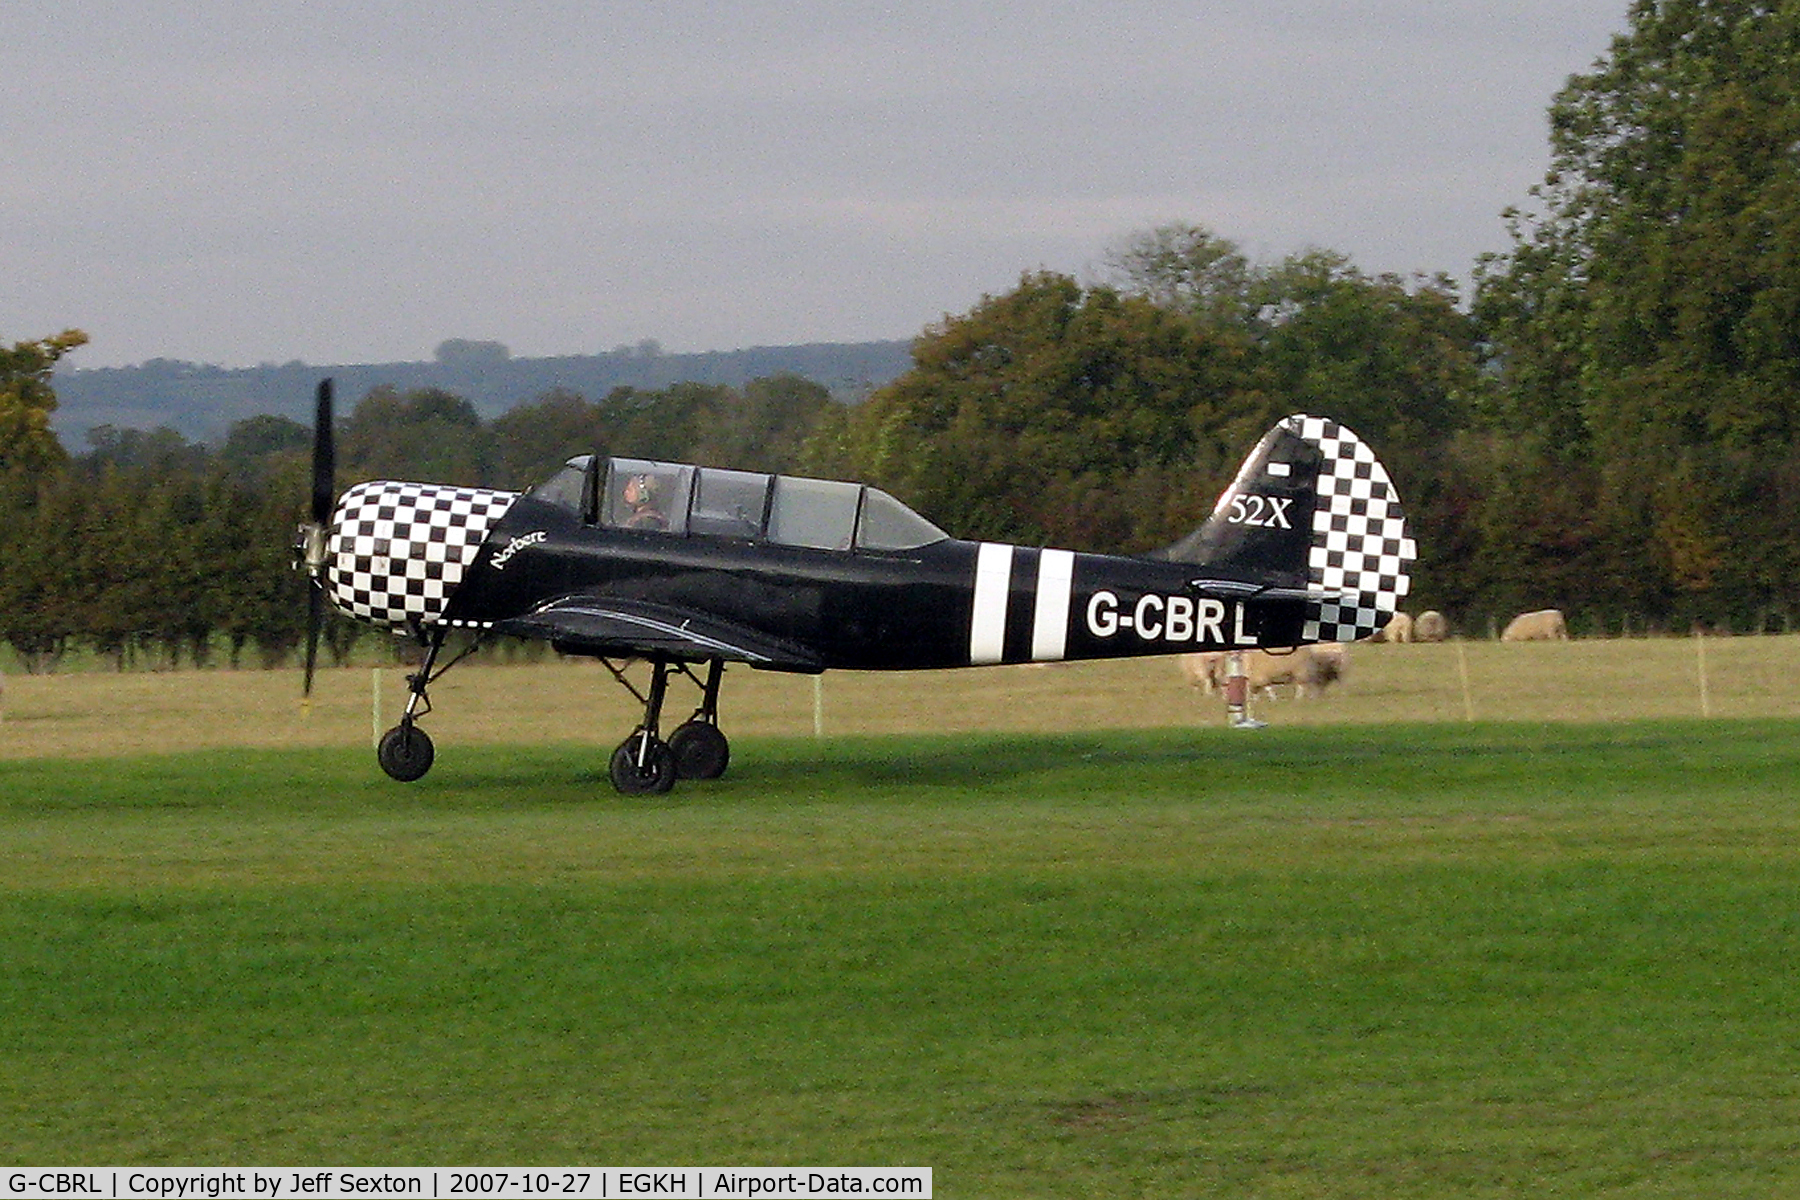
(443, 494, 1307, 672)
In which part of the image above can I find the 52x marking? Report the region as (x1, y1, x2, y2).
(1228, 494, 1293, 529)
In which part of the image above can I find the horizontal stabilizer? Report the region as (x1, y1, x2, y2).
(1186, 578, 1347, 604)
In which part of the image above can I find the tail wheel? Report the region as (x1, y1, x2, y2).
(668, 721, 730, 780)
(610, 735, 676, 795)
(377, 723, 435, 782)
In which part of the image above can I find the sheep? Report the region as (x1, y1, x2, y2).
(1414, 610, 1449, 642)
(1500, 608, 1569, 641)
(1180, 644, 1347, 700)
(1369, 611, 1413, 643)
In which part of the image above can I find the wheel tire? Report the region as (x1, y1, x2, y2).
(609, 736, 677, 795)
(668, 721, 730, 780)
(377, 723, 435, 782)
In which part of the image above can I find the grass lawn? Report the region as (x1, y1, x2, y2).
(3, 719, 1799, 1196)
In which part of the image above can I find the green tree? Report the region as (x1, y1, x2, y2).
(83, 424, 210, 475)
(1553, 0, 1800, 450)
(0, 329, 85, 474)
(690, 374, 834, 472)
(1476, 0, 1800, 625)
(594, 382, 735, 463)
(220, 414, 310, 482)
(489, 389, 608, 489)
(209, 414, 314, 666)
(1250, 252, 1478, 453)
(56, 430, 216, 667)
(825, 272, 1257, 550)
(1103, 222, 1255, 326)
(0, 472, 83, 672)
(341, 386, 492, 485)
(201, 464, 311, 668)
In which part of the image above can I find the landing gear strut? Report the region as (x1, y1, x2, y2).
(375, 626, 455, 783)
(668, 658, 730, 780)
(609, 655, 678, 795)
(601, 656, 732, 794)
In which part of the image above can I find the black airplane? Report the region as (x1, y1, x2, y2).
(296, 380, 1415, 793)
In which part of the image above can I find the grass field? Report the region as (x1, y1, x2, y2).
(3, 643, 1800, 1195)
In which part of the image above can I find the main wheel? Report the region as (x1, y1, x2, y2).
(668, 720, 730, 780)
(377, 723, 435, 782)
(609, 735, 676, 795)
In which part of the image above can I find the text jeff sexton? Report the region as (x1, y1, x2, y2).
(1085, 591, 1256, 645)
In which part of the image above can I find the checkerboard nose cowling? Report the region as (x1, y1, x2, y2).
(1288, 415, 1416, 644)
(325, 481, 519, 627)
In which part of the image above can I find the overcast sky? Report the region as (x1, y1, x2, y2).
(5, 1, 1630, 370)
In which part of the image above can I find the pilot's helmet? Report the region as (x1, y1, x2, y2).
(624, 473, 659, 507)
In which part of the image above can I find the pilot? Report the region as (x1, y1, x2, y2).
(622, 473, 668, 530)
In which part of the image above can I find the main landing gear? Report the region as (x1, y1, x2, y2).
(369, 630, 733, 795)
(602, 656, 731, 795)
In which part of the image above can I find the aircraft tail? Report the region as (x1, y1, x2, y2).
(1160, 414, 1415, 643)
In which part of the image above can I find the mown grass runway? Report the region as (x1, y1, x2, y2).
(4, 718, 1800, 1196)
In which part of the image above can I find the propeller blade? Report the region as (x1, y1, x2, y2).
(303, 377, 335, 709)
(303, 583, 323, 700)
(311, 378, 336, 526)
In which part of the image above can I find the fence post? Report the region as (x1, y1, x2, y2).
(1455, 641, 1475, 722)
(1695, 631, 1711, 718)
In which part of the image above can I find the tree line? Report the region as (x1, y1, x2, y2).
(0, 369, 838, 672)
(5, 0, 1796, 670)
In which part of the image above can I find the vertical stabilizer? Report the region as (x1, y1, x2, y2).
(1290, 415, 1414, 642)
(1161, 414, 1416, 643)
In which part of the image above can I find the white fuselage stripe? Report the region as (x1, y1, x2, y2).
(970, 542, 1014, 665)
(1031, 548, 1075, 661)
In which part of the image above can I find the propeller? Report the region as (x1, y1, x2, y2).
(311, 377, 336, 529)
(300, 379, 335, 701)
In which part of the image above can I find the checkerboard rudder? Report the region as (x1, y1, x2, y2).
(1286, 415, 1416, 643)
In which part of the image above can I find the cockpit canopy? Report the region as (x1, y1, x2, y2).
(527, 456, 948, 553)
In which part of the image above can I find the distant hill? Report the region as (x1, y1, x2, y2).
(49, 339, 915, 444)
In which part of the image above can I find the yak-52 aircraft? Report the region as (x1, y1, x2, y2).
(296, 380, 1415, 793)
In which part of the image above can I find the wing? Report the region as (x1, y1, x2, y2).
(491, 596, 824, 672)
